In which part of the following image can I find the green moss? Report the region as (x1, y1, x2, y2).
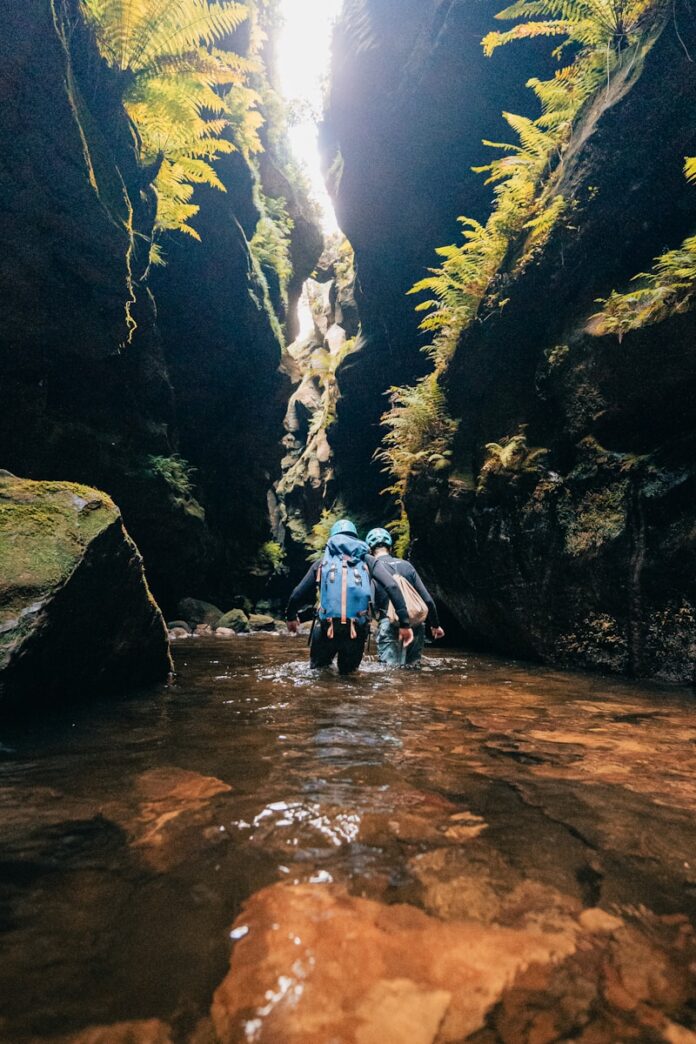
(250, 540, 286, 578)
(0, 476, 116, 623)
(563, 482, 629, 556)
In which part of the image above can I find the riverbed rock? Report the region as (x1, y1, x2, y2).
(100, 766, 234, 873)
(39, 1019, 174, 1043)
(210, 882, 578, 1043)
(215, 627, 235, 639)
(0, 475, 171, 708)
(211, 883, 696, 1044)
(177, 598, 223, 627)
(166, 619, 192, 634)
(168, 627, 190, 640)
(248, 614, 276, 632)
(216, 609, 250, 633)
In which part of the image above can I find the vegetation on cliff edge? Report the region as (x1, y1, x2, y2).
(379, 0, 672, 551)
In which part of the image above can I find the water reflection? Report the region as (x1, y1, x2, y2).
(0, 635, 694, 1041)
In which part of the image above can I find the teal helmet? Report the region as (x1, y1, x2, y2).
(330, 518, 358, 539)
(366, 527, 393, 550)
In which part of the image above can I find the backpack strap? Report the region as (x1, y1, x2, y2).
(341, 555, 348, 623)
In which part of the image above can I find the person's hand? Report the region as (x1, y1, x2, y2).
(431, 627, 445, 640)
(286, 619, 300, 634)
(399, 627, 414, 648)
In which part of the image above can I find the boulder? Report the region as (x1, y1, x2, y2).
(194, 624, 213, 637)
(0, 475, 171, 708)
(215, 627, 235, 638)
(230, 595, 253, 616)
(211, 883, 578, 1043)
(248, 614, 276, 632)
(176, 598, 223, 627)
(168, 627, 190, 640)
(217, 609, 250, 633)
(166, 620, 192, 634)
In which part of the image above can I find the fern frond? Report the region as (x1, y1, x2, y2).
(83, 0, 262, 243)
(483, 20, 572, 55)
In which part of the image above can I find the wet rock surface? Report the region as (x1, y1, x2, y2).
(274, 238, 359, 567)
(322, 0, 554, 512)
(0, 475, 171, 707)
(1, 636, 694, 1041)
(407, 20, 696, 684)
(325, 2, 696, 684)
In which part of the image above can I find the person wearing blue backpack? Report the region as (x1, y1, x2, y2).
(286, 519, 414, 674)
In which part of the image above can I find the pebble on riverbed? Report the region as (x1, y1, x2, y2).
(168, 627, 191, 640)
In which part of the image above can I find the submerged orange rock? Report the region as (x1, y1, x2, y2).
(210, 883, 579, 1043)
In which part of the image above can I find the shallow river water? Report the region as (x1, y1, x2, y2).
(0, 634, 695, 1043)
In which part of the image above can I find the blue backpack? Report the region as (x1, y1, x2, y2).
(318, 534, 371, 635)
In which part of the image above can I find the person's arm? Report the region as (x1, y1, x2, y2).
(368, 556, 410, 627)
(406, 565, 441, 631)
(286, 561, 320, 629)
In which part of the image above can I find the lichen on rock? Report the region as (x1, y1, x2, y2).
(0, 474, 171, 708)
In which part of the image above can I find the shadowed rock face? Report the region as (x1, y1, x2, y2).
(0, 0, 320, 614)
(322, 0, 554, 512)
(0, 0, 210, 609)
(325, 0, 696, 681)
(0, 475, 171, 707)
(407, 22, 696, 683)
(150, 149, 290, 606)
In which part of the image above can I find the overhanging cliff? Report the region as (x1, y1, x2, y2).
(325, 0, 696, 681)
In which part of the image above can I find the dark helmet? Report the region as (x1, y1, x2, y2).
(365, 527, 393, 550)
(330, 518, 358, 539)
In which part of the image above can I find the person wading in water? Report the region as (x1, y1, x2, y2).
(365, 527, 445, 667)
(286, 519, 413, 675)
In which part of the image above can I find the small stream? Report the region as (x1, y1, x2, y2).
(0, 635, 694, 1043)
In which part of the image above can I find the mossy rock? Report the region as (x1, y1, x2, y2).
(248, 613, 276, 632)
(0, 475, 171, 708)
(176, 598, 223, 627)
(166, 620, 192, 634)
(216, 609, 249, 633)
(230, 595, 253, 616)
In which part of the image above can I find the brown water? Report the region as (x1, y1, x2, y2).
(0, 635, 694, 1043)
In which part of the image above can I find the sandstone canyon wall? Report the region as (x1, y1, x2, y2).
(325, 0, 696, 682)
(0, 0, 320, 614)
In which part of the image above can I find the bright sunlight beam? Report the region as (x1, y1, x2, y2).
(276, 0, 343, 235)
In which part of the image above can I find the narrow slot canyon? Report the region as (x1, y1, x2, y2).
(1, 0, 695, 1041)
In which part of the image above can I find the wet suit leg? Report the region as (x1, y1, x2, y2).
(310, 621, 368, 674)
(336, 622, 368, 675)
(377, 620, 426, 667)
(310, 620, 338, 669)
(376, 618, 402, 666)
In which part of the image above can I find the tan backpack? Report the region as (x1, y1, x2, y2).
(387, 573, 429, 627)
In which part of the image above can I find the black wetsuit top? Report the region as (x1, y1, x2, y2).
(371, 555, 440, 629)
(286, 555, 411, 627)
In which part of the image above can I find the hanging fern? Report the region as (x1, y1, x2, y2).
(81, 0, 262, 243)
(589, 154, 696, 338)
(590, 234, 696, 339)
(482, 0, 662, 63)
(82, 0, 250, 77)
(378, 374, 458, 501)
(378, 0, 663, 516)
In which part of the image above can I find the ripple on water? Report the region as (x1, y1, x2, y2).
(2, 634, 695, 1043)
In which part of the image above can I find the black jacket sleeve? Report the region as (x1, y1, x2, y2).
(286, 560, 320, 620)
(367, 555, 410, 627)
(407, 564, 440, 629)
